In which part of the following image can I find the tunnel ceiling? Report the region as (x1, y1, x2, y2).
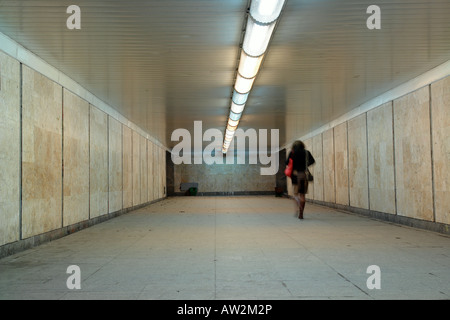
(0, 0, 449, 149)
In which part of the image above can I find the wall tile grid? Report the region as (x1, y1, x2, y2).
(334, 122, 349, 206)
(109, 116, 123, 213)
(312, 134, 324, 201)
(122, 125, 133, 209)
(0, 51, 20, 245)
(173, 156, 275, 194)
(367, 102, 396, 215)
(63, 89, 89, 226)
(304, 139, 314, 200)
(89, 105, 108, 219)
(393, 86, 433, 221)
(431, 77, 450, 225)
(293, 76, 449, 226)
(22, 65, 62, 238)
(0, 56, 166, 247)
(348, 114, 369, 210)
(323, 129, 335, 203)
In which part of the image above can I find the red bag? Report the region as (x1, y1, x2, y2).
(284, 158, 293, 177)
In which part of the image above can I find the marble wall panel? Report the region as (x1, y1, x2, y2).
(0, 52, 20, 245)
(157, 146, 163, 199)
(63, 89, 89, 226)
(367, 102, 396, 214)
(147, 140, 154, 202)
(312, 134, 324, 201)
(323, 129, 335, 203)
(108, 116, 123, 213)
(122, 125, 133, 209)
(304, 139, 314, 200)
(140, 135, 148, 204)
(89, 105, 108, 218)
(394, 86, 433, 220)
(348, 114, 369, 209)
(431, 77, 449, 224)
(334, 122, 349, 206)
(394, 87, 433, 220)
(161, 148, 167, 197)
(161, 149, 166, 197)
(154, 146, 161, 199)
(22, 66, 62, 238)
(132, 131, 141, 206)
(173, 155, 275, 193)
(153, 144, 158, 200)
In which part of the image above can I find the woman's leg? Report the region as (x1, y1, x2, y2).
(292, 183, 300, 213)
(298, 193, 305, 219)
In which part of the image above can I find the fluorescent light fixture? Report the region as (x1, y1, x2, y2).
(225, 133, 234, 140)
(234, 73, 255, 94)
(229, 110, 242, 121)
(242, 17, 276, 57)
(250, 0, 285, 24)
(227, 123, 237, 132)
(231, 102, 245, 114)
(232, 90, 249, 105)
(223, 1, 284, 152)
(228, 118, 239, 127)
(226, 128, 235, 135)
(238, 51, 264, 79)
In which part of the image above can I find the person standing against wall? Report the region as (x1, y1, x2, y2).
(286, 140, 315, 219)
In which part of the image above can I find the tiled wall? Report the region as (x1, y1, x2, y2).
(22, 65, 63, 238)
(288, 75, 450, 227)
(0, 50, 166, 248)
(0, 52, 20, 245)
(173, 155, 276, 194)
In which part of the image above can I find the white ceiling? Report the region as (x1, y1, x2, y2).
(1, 0, 449, 149)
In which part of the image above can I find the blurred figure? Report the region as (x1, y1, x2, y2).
(286, 140, 315, 219)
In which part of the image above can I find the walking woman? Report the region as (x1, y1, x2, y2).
(286, 140, 315, 219)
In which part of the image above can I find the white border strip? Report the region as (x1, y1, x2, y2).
(282, 59, 450, 149)
(0, 31, 167, 150)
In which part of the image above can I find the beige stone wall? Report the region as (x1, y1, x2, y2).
(0, 54, 166, 247)
(312, 134, 324, 201)
(63, 89, 89, 226)
(153, 144, 159, 200)
(348, 114, 369, 209)
(302, 76, 449, 227)
(304, 139, 314, 199)
(323, 129, 335, 203)
(334, 122, 349, 206)
(431, 77, 450, 225)
(147, 140, 154, 202)
(394, 87, 433, 221)
(367, 102, 395, 215)
(0, 51, 20, 245)
(140, 134, 148, 204)
(109, 116, 123, 213)
(89, 105, 108, 218)
(132, 131, 141, 206)
(122, 125, 133, 209)
(22, 66, 63, 239)
(173, 154, 275, 193)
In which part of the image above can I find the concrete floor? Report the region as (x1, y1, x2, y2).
(0, 196, 449, 300)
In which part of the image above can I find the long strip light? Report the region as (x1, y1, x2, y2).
(222, 0, 285, 153)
